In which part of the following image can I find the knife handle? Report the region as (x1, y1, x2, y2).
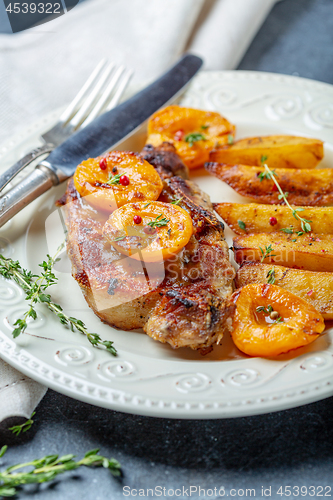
(0, 165, 58, 228)
(0, 143, 54, 193)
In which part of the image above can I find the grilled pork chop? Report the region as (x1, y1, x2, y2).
(58, 143, 235, 353)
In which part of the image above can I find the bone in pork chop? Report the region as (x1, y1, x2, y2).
(58, 143, 235, 353)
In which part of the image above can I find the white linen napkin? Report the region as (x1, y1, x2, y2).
(0, 0, 280, 424)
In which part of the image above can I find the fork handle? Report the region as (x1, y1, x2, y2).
(0, 165, 58, 228)
(0, 143, 54, 193)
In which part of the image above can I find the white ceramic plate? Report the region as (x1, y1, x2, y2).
(1, 71, 333, 419)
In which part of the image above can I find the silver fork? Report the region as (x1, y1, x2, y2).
(0, 60, 133, 193)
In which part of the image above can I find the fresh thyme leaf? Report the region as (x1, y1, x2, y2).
(147, 214, 169, 228)
(106, 172, 123, 185)
(0, 242, 117, 357)
(256, 304, 283, 326)
(280, 227, 294, 234)
(184, 132, 206, 147)
(259, 244, 276, 263)
(258, 169, 277, 182)
(256, 305, 273, 314)
(237, 220, 246, 231)
(227, 134, 234, 145)
(264, 164, 312, 233)
(142, 202, 151, 208)
(269, 316, 284, 327)
(9, 412, 35, 437)
(113, 236, 126, 242)
(261, 155, 268, 164)
(201, 124, 209, 129)
(266, 267, 276, 285)
(0, 447, 121, 496)
(171, 197, 183, 205)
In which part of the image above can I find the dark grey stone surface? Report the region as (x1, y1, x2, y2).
(238, 0, 333, 85)
(1, 0, 333, 498)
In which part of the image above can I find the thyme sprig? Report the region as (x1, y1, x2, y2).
(0, 247, 117, 356)
(263, 164, 312, 233)
(9, 413, 35, 437)
(0, 446, 121, 497)
(106, 172, 123, 185)
(256, 304, 283, 326)
(147, 214, 169, 228)
(266, 267, 276, 285)
(259, 244, 276, 263)
(238, 220, 246, 231)
(171, 197, 183, 206)
(256, 305, 273, 314)
(258, 169, 277, 182)
(185, 132, 206, 147)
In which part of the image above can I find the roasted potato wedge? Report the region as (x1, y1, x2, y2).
(214, 203, 333, 235)
(206, 163, 333, 206)
(231, 284, 324, 357)
(233, 232, 333, 272)
(235, 262, 333, 320)
(210, 135, 324, 169)
(146, 105, 235, 170)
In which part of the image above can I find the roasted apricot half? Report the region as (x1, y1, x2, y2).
(146, 106, 235, 170)
(102, 201, 193, 262)
(231, 284, 324, 357)
(73, 151, 163, 212)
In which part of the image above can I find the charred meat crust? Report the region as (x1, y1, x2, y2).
(140, 142, 189, 180)
(144, 282, 235, 353)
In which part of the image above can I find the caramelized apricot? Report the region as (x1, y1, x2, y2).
(146, 106, 235, 170)
(231, 284, 324, 357)
(73, 151, 163, 212)
(103, 201, 193, 262)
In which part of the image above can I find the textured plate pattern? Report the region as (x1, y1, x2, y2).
(0, 71, 333, 419)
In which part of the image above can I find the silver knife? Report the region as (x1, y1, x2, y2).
(0, 54, 202, 228)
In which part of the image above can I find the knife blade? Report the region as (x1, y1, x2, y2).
(0, 54, 202, 228)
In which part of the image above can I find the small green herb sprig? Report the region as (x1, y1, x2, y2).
(106, 172, 123, 185)
(185, 133, 206, 147)
(237, 220, 246, 231)
(147, 214, 169, 228)
(259, 244, 276, 263)
(263, 164, 312, 234)
(258, 169, 277, 182)
(256, 304, 283, 326)
(171, 197, 183, 206)
(266, 267, 276, 285)
(9, 413, 35, 437)
(256, 304, 273, 315)
(0, 244, 117, 356)
(0, 446, 121, 497)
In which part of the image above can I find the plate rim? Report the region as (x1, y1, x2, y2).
(1, 69, 333, 419)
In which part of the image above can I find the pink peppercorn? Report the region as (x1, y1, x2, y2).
(119, 175, 130, 186)
(174, 130, 184, 141)
(133, 215, 142, 224)
(269, 217, 278, 226)
(99, 158, 107, 170)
